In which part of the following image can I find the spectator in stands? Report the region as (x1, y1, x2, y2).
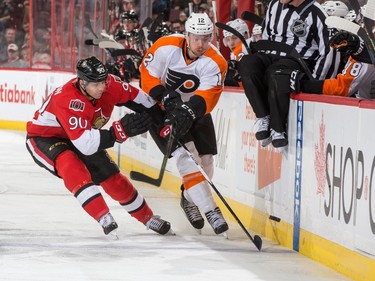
(170, 19, 185, 34)
(122, 0, 136, 12)
(198, 3, 209, 14)
(33, 28, 50, 53)
(231, 0, 238, 20)
(179, 10, 188, 23)
(190, 0, 205, 13)
(0, 43, 28, 68)
(32, 50, 51, 69)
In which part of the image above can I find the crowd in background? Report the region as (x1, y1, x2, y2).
(0, 0, 241, 70)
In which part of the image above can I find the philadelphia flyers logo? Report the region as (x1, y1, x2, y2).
(165, 69, 200, 93)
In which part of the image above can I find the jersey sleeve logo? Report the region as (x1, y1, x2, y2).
(165, 68, 200, 93)
(69, 99, 85, 112)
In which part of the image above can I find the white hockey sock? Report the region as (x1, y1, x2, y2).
(185, 182, 216, 214)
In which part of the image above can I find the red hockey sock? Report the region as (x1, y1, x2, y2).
(101, 173, 153, 224)
(55, 150, 109, 221)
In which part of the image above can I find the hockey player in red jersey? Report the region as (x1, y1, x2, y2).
(26, 56, 172, 237)
(139, 13, 229, 235)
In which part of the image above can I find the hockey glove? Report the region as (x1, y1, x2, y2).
(111, 112, 152, 143)
(329, 31, 364, 57)
(227, 60, 241, 82)
(164, 102, 197, 140)
(161, 90, 183, 113)
(289, 70, 305, 93)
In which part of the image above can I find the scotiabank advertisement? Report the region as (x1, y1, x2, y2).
(0, 70, 74, 122)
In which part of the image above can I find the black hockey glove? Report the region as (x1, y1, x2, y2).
(224, 60, 241, 86)
(110, 112, 152, 143)
(160, 90, 183, 113)
(164, 102, 197, 140)
(329, 31, 364, 57)
(289, 70, 305, 93)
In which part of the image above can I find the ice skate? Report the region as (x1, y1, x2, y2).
(180, 188, 204, 232)
(98, 212, 119, 239)
(255, 115, 271, 141)
(271, 129, 288, 148)
(205, 207, 229, 235)
(146, 215, 175, 235)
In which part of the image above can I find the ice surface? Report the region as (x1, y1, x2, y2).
(0, 130, 352, 281)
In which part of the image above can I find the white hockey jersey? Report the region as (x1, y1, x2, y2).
(139, 34, 227, 114)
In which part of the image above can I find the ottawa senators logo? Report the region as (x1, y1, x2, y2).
(92, 108, 109, 129)
(69, 99, 85, 112)
(291, 19, 307, 37)
(165, 69, 200, 93)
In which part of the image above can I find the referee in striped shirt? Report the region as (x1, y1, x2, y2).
(239, 0, 334, 148)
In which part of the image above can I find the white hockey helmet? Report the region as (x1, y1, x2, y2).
(223, 19, 249, 38)
(252, 24, 262, 36)
(185, 12, 214, 35)
(321, 1, 349, 18)
(344, 10, 357, 22)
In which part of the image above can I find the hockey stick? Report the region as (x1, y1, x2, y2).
(241, 11, 264, 25)
(176, 140, 262, 251)
(362, 0, 375, 49)
(111, 49, 142, 58)
(215, 22, 251, 53)
(130, 126, 173, 187)
(147, 13, 164, 43)
(252, 40, 314, 80)
(325, 16, 375, 64)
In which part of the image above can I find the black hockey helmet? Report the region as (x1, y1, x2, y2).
(120, 10, 139, 23)
(76, 56, 108, 82)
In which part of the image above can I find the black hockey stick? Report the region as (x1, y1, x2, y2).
(177, 140, 262, 251)
(130, 126, 174, 187)
(111, 49, 142, 58)
(215, 22, 251, 54)
(251, 40, 314, 80)
(147, 13, 164, 43)
(241, 11, 264, 25)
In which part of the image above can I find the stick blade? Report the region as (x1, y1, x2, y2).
(253, 235, 263, 251)
(129, 171, 162, 187)
(241, 11, 264, 25)
(325, 16, 360, 34)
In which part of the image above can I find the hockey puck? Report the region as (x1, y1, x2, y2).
(269, 215, 281, 222)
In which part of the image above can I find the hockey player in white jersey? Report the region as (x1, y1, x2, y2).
(139, 13, 229, 235)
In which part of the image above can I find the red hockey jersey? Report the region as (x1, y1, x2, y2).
(27, 74, 156, 155)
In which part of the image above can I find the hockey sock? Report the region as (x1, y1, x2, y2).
(101, 173, 153, 224)
(55, 150, 109, 221)
(183, 172, 217, 213)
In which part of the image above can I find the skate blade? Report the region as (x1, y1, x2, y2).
(165, 228, 176, 236)
(260, 137, 272, 147)
(109, 230, 119, 240)
(195, 228, 202, 235)
(222, 231, 229, 239)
